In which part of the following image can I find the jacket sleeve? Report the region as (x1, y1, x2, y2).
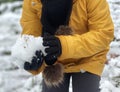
(58, 0, 114, 61)
(20, 0, 42, 36)
(20, 0, 44, 75)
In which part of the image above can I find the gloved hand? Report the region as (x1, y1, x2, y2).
(43, 36, 62, 65)
(24, 50, 44, 70)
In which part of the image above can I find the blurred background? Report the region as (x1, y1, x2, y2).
(0, 0, 43, 92)
(0, 0, 120, 92)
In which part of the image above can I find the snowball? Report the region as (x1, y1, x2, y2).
(11, 35, 46, 69)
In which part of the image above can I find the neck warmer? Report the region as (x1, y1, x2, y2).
(41, 0, 73, 36)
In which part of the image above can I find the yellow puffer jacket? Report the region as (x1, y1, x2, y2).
(20, 0, 114, 76)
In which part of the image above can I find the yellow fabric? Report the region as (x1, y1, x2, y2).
(20, 0, 114, 76)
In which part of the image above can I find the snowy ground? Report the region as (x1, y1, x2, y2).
(0, 0, 120, 92)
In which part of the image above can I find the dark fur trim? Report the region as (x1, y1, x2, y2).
(42, 63, 64, 87)
(55, 25, 73, 35)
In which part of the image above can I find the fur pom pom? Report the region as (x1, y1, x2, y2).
(55, 25, 73, 35)
(42, 63, 64, 87)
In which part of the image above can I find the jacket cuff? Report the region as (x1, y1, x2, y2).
(27, 62, 45, 75)
(57, 36, 69, 61)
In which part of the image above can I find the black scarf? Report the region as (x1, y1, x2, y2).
(41, 0, 73, 36)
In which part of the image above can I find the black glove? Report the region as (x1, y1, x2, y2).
(43, 36, 62, 65)
(24, 50, 44, 70)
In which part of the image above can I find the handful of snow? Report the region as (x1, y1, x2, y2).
(11, 35, 46, 69)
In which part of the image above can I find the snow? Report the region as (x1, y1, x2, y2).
(99, 0, 120, 92)
(11, 35, 46, 69)
(0, 0, 120, 92)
